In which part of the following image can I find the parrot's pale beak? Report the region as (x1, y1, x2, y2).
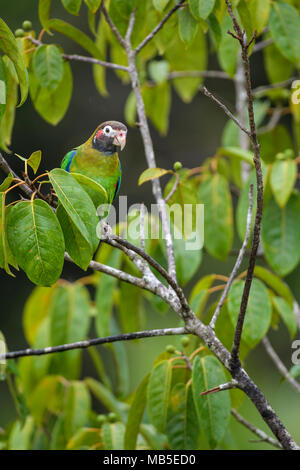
(113, 131, 127, 151)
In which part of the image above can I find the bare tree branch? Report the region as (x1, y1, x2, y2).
(210, 184, 254, 329)
(1, 327, 187, 360)
(134, 0, 186, 55)
(253, 76, 300, 96)
(231, 409, 283, 449)
(262, 337, 300, 394)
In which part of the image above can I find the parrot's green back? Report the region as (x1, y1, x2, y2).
(61, 140, 121, 205)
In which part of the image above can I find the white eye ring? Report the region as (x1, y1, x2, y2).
(103, 125, 113, 135)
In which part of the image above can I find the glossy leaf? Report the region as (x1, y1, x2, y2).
(269, 2, 300, 64)
(198, 174, 233, 259)
(7, 199, 65, 286)
(166, 382, 200, 450)
(228, 279, 272, 348)
(0, 17, 28, 106)
(270, 159, 296, 208)
(147, 360, 172, 433)
(124, 374, 149, 450)
(29, 61, 73, 125)
(49, 169, 99, 252)
(102, 422, 125, 450)
(272, 296, 297, 339)
(33, 45, 64, 90)
(192, 355, 230, 448)
(262, 194, 300, 276)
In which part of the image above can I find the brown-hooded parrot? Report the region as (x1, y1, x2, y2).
(61, 120, 127, 205)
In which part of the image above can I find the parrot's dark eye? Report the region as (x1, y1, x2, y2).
(103, 125, 113, 135)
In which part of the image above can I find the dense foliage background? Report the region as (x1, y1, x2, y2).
(0, 0, 300, 450)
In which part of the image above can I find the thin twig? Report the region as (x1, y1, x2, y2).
(252, 37, 273, 53)
(231, 409, 282, 449)
(101, 1, 127, 48)
(134, 0, 185, 55)
(210, 185, 254, 329)
(1, 327, 187, 360)
(257, 107, 283, 135)
(168, 70, 230, 80)
(199, 85, 251, 137)
(165, 173, 180, 202)
(200, 380, 238, 396)
(262, 337, 300, 394)
(253, 77, 300, 96)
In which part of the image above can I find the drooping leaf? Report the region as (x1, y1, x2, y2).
(27, 150, 42, 174)
(49, 284, 91, 378)
(153, 0, 170, 12)
(178, 8, 198, 44)
(49, 169, 99, 252)
(228, 278, 272, 348)
(38, 0, 52, 31)
(8, 417, 35, 450)
(64, 381, 91, 440)
(29, 61, 73, 126)
(148, 60, 170, 84)
(142, 82, 171, 135)
(147, 359, 172, 433)
(62, 0, 82, 15)
(84, 0, 101, 13)
(0, 56, 7, 121)
(102, 422, 125, 450)
(272, 296, 297, 339)
(247, 0, 270, 35)
(0, 58, 17, 151)
(269, 2, 300, 64)
(23, 285, 55, 345)
(198, 173, 233, 259)
(67, 427, 102, 450)
(124, 374, 149, 450)
(270, 159, 296, 208)
(0, 193, 16, 275)
(263, 37, 293, 84)
(218, 147, 254, 167)
(0, 17, 28, 106)
(253, 266, 293, 308)
(262, 193, 300, 276)
(166, 382, 200, 450)
(192, 355, 230, 449)
(189, 0, 216, 20)
(217, 14, 239, 77)
(33, 45, 64, 90)
(6, 199, 65, 286)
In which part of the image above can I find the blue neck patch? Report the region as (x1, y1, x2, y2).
(65, 150, 76, 172)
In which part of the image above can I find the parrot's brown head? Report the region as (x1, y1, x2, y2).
(92, 121, 127, 155)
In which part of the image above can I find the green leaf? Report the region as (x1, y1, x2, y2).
(253, 266, 293, 308)
(27, 375, 64, 424)
(0, 193, 16, 275)
(258, 125, 293, 164)
(262, 193, 300, 276)
(173, 232, 202, 285)
(72, 172, 108, 208)
(27, 150, 42, 174)
(270, 159, 296, 208)
(289, 365, 300, 380)
(93, 15, 108, 97)
(269, 2, 300, 64)
(0, 58, 17, 151)
(48, 18, 102, 58)
(165, 28, 206, 103)
(67, 427, 102, 450)
(84, 0, 101, 13)
(49, 168, 99, 252)
(62, 0, 82, 15)
(0, 173, 13, 192)
(190, 274, 216, 317)
(218, 14, 239, 77)
(148, 60, 170, 84)
(29, 61, 73, 125)
(247, 0, 270, 35)
(33, 45, 64, 90)
(153, 0, 170, 12)
(218, 147, 254, 166)
(198, 173, 233, 259)
(85, 377, 128, 420)
(38, 0, 52, 31)
(0, 18, 28, 106)
(147, 359, 172, 433)
(166, 382, 200, 450)
(6, 199, 65, 286)
(102, 422, 125, 450)
(190, 0, 216, 20)
(263, 37, 293, 84)
(23, 285, 55, 345)
(0, 56, 7, 121)
(192, 355, 230, 448)
(178, 8, 198, 44)
(142, 82, 171, 135)
(118, 278, 142, 333)
(138, 167, 171, 186)
(272, 296, 297, 339)
(228, 278, 272, 348)
(49, 284, 91, 378)
(9, 417, 34, 450)
(124, 374, 149, 450)
(64, 381, 91, 440)
(95, 248, 122, 337)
